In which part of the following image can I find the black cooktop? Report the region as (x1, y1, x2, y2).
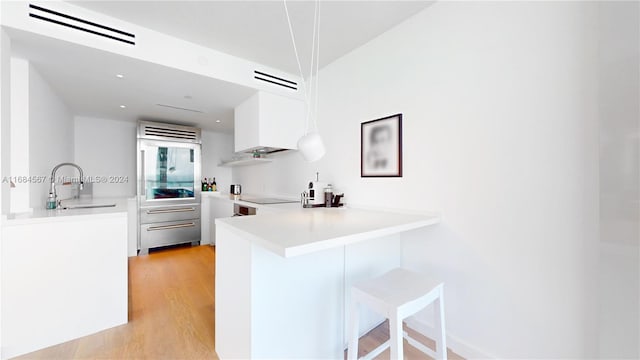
(240, 197, 299, 205)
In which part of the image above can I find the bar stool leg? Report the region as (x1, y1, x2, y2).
(434, 290, 447, 360)
(389, 312, 403, 360)
(347, 299, 360, 360)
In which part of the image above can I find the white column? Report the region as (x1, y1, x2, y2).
(9, 58, 30, 213)
(0, 26, 12, 360)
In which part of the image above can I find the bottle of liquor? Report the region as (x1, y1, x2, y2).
(212, 177, 217, 192)
(202, 178, 207, 191)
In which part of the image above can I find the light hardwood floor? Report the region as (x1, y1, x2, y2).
(16, 245, 217, 359)
(348, 321, 464, 360)
(16, 245, 462, 360)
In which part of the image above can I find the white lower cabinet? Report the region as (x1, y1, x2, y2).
(210, 198, 235, 245)
(202, 194, 235, 246)
(1, 214, 128, 359)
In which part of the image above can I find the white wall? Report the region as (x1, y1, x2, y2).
(596, 2, 639, 358)
(233, 2, 605, 357)
(201, 130, 234, 193)
(28, 63, 74, 209)
(74, 116, 137, 198)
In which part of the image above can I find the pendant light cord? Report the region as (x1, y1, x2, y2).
(283, 0, 309, 103)
(283, 0, 320, 133)
(313, 1, 321, 132)
(307, 0, 318, 132)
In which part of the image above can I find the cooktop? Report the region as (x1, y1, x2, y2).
(240, 197, 299, 205)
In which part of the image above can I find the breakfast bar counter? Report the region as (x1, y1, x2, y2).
(215, 207, 439, 359)
(216, 207, 439, 257)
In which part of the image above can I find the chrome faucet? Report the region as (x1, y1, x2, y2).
(48, 162, 84, 209)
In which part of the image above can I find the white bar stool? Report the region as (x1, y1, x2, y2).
(347, 268, 447, 360)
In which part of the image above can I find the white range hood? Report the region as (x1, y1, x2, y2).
(234, 91, 305, 154)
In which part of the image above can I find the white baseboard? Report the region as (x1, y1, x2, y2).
(404, 317, 496, 359)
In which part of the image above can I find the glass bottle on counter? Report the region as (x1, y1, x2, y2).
(324, 184, 333, 207)
(212, 177, 217, 191)
(202, 178, 208, 191)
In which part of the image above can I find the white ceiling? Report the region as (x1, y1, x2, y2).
(8, 1, 433, 133)
(71, 1, 433, 75)
(10, 29, 255, 132)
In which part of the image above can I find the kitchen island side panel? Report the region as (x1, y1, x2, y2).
(250, 241, 345, 359)
(215, 221, 345, 359)
(1, 214, 127, 359)
(214, 225, 253, 359)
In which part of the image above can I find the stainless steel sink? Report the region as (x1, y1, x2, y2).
(61, 204, 116, 210)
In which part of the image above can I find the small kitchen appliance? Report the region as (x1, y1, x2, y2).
(302, 176, 345, 208)
(230, 184, 242, 199)
(307, 172, 327, 206)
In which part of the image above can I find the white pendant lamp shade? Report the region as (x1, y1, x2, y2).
(297, 132, 325, 162)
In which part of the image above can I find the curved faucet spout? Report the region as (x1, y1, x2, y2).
(50, 162, 85, 197)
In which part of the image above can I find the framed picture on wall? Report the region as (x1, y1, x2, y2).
(361, 113, 403, 177)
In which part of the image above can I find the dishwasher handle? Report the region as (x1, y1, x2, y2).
(146, 222, 196, 231)
(146, 207, 196, 215)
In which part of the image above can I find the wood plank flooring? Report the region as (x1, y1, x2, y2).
(15, 245, 217, 360)
(15, 245, 463, 360)
(348, 321, 464, 360)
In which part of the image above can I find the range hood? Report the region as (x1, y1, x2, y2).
(248, 146, 288, 155)
(234, 91, 305, 154)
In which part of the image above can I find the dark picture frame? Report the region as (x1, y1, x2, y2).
(361, 113, 403, 177)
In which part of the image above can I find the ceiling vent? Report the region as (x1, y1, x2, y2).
(254, 70, 297, 91)
(139, 121, 201, 144)
(28, 4, 136, 45)
(156, 103, 204, 113)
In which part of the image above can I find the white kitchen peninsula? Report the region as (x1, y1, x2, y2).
(1, 199, 129, 359)
(215, 207, 439, 359)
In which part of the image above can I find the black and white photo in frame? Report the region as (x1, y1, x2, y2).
(361, 113, 403, 177)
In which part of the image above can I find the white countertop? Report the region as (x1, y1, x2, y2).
(216, 207, 440, 257)
(202, 191, 300, 212)
(3, 197, 130, 226)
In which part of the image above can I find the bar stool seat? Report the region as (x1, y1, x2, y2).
(347, 268, 447, 360)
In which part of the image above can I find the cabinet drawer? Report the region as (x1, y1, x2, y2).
(140, 205, 200, 224)
(140, 219, 201, 249)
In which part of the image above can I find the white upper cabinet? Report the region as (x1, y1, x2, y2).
(234, 91, 305, 154)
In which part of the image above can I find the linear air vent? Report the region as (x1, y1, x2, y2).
(28, 4, 136, 45)
(139, 122, 201, 143)
(254, 70, 297, 91)
(156, 104, 204, 113)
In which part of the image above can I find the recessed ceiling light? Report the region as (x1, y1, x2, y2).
(115, 74, 124, 79)
(119, 105, 126, 109)
(216, 120, 221, 123)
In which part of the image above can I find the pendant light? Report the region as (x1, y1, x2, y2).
(284, 0, 325, 162)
